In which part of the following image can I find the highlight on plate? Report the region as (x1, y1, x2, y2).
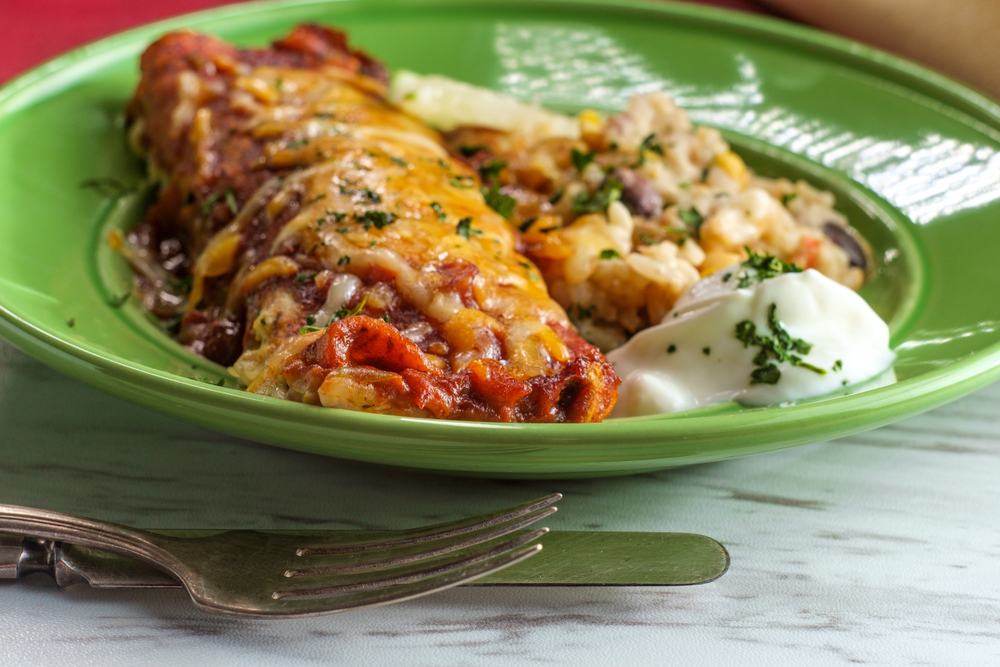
(114, 24, 895, 423)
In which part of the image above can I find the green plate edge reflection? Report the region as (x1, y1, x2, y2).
(1, 0, 1000, 478)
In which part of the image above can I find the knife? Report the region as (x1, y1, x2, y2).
(0, 531, 729, 588)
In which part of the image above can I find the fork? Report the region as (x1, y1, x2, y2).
(0, 493, 559, 618)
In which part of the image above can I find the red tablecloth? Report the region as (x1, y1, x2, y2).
(0, 0, 768, 84)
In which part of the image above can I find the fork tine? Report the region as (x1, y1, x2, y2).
(296, 493, 561, 556)
(259, 541, 544, 618)
(272, 528, 548, 600)
(286, 507, 556, 577)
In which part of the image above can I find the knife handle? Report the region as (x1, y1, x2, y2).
(1, 530, 730, 588)
(0, 534, 180, 588)
(1, 534, 81, 586)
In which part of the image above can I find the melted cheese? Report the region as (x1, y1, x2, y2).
(189, 63, 573, 380)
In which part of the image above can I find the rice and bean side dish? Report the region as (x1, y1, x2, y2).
(435, 92, 870, 352)
(120, 25, 874, 423)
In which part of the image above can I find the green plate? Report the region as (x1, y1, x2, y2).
(2, 0, 999, 478)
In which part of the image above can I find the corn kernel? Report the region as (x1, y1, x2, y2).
(715, 151, 750, 190)
(699, 250, 746, 277)
(579, 109, 605, 149)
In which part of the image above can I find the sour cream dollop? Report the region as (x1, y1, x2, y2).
(607, 267, 895, 417)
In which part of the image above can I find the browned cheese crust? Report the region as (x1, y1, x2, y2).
(124, 25, 619, 422)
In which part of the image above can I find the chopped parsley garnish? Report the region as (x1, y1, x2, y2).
(458, 144, 488, 156)
(636, 133, 664, 166)
(518, 217, 537, 232)
(80, 176, 132, 198)
(224, 188, 239, 216)
(429, 201, 447, 220)
(571, 148, 596, 172)
(548, 187, 565, 205)
(832, 359, 843, 372)
(570, 303, 597, 321)
(599, 248, 621, 260)
(108, 292, 130, 308)
(733, 249, 803, 289)
(751, 364, 782, 385)
(456, 217, 482, 240)
(361, 188, 381, 203)
(735, 303, 826, 385)
(639, 233, 657, 246)
(309, 193, 327, 204)
(667, 344, 677, 354)
(287, 138, 309, 149)
(677, 206, 704, 230)
(167, 275, 193, 293)
(478, 159, 506, 182)
(450, 175, 475, 188)
(391, 157, 411, 167)
(482, 183, 516, 219)
(295, 273, 316, 283)
(572, 177, 623, 214)
(355, 210, 397, 230)
(338, 255, 351, 265)
(702, 347, 711, 356)
(299, 295, 371, 335)
(781, 192, 799, 205)
(201, 191, 222, 216)
(333, 295, 368, 322)
(382, 314, 390, 322)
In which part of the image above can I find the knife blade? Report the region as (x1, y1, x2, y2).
(1, 531, 728, 588)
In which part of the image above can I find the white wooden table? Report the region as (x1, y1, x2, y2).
(1, 336, 998, 665)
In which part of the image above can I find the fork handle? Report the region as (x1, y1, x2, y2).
(0, 504, 177, 574)
(0, 534, 92, 586)
(0, 534, 181, 587)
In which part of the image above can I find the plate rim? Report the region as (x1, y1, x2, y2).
(2, 0, 1000, 476)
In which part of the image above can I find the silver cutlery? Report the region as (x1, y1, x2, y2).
(0, 494, 559, 618)
(1, 528, 730, 589)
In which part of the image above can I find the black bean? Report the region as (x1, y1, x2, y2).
(606, 168, 663, 219)
(822, 222, 867, 271)
(202, 317, 245, 366)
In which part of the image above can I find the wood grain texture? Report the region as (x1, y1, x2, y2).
(2, 337, 1000, 665)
